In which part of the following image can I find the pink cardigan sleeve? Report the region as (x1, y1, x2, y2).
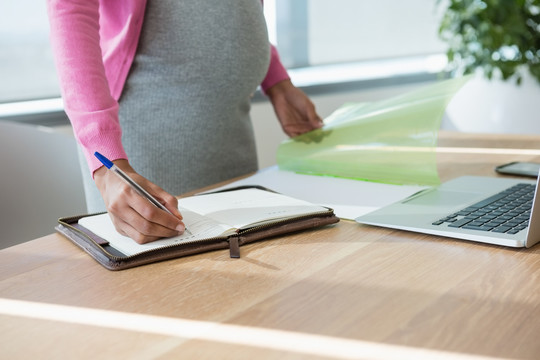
(260, 45, 290, 92)
(47, 0, 129, 175)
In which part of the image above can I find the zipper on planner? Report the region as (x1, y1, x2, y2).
(228, 209, 335, 258)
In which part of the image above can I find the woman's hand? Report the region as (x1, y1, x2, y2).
(94, 159, 186, 244)
(266, 79, 324, 137)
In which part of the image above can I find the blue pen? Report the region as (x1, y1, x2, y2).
(94, 152, 188, 233)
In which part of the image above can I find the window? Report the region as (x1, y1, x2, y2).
(0, 0, 60, 103)
(265, 0, 448, 86)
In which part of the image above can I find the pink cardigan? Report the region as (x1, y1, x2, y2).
(47, 0, 290, 174)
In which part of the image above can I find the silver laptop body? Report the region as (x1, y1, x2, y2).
(355, 176, 540, 248)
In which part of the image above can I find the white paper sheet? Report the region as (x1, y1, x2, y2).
(210, 166, 429, 220)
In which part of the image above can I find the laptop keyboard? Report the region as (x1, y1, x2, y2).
(432, 183, 534, 234)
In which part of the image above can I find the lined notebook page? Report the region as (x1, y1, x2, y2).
(79, 188, 327, 256)
(180, 188, 327, 228)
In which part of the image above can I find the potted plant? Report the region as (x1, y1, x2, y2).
(437, 0, 540, 133)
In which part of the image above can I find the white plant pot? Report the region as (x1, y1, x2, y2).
(443, 72, 540, 134)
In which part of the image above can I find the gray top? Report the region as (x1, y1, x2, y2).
(80, 0, 270, 212)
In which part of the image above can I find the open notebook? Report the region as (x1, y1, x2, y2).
(57, 186, 339, 270)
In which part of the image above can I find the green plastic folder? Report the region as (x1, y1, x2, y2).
(276, 76, 470, 186)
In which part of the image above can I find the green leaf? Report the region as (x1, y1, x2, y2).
(437, 0, 540, 85)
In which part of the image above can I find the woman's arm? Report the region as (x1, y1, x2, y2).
(261, 45, 323, 136)
(47, 0, 185, 243)
(47, 0, 127, 174)
(261, 45, 291, 92)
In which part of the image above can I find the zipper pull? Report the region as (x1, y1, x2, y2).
(229, 237, 240, 258)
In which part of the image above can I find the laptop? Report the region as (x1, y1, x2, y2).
(355, 175, 540, 248)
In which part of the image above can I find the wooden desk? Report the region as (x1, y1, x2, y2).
(2, 132, 540, 360)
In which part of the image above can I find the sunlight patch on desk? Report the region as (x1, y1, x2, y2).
(0, 298, 504, 360)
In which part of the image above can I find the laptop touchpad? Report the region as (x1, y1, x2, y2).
(403, 190, 479, 207)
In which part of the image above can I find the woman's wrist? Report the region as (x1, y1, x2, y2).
(94, 159, 133, 187)
(266, 79, 293, 100)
